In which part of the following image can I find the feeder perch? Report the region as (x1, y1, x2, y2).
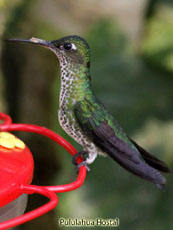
(0, 112, 87, 229)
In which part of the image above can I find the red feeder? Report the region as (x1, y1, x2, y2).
(0, 131, 33, 222)
(0, 112, 87, 230)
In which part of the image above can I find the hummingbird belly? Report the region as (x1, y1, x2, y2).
(58, 108, 107, 160)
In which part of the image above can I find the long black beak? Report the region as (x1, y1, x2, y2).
(6, 37, 53, 48)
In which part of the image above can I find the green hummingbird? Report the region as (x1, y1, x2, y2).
(8, 35, 170, 189)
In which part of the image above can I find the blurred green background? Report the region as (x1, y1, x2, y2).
(0, 0, 173, 229)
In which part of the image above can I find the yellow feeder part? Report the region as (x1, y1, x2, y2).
(0, 132, 25, 150)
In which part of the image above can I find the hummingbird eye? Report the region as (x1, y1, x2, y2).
(60, 43, 77, 51)
(63, 43, 72, 50)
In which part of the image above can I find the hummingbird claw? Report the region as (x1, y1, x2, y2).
(75, 161, 90, 174)
(72, 150, 90, 174)
(72, 150, 88, 165)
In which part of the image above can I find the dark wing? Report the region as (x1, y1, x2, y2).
(74, 99, 168, 188)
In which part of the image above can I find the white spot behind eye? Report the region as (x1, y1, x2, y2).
(71, 43, 77, 50)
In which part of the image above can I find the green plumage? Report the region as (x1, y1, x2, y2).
(74, 93, 134, 149)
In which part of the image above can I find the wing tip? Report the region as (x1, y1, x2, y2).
(165, 167, 172, 173)
(130, 138, 171, 173)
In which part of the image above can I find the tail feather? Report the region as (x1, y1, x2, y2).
(156, 183, 166, 191)
(106, 144, 167, 188)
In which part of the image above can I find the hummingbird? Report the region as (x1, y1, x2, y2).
(8, 35, 170, 189)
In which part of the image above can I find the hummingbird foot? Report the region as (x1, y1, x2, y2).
(76, 161, 90, 173)
(72, 150, 88, 165)
(72, 150, 90, 173)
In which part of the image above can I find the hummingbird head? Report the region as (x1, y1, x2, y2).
(50, 35, 90, 68)
(7, 35, 90, 68)
(7, 35, 92, 103)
